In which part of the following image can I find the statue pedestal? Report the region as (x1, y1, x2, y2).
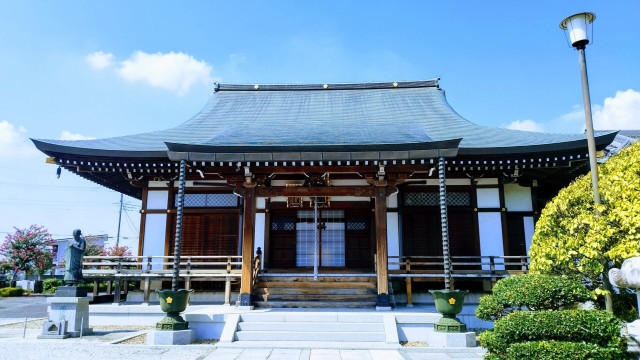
(45, 296, 92, 338)
(54, 286, 88, 297)
(146, 329, 195, 345)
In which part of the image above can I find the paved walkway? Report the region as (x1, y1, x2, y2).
(0, 341, 485, 360)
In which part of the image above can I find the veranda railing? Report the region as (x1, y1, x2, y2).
(388, 255, 529, 306)
(81, 255, 242, 305)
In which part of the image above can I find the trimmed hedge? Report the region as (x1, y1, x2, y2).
(476, 274, 592, 321)
(42, 279, 137, 294)
(479, 309, 626, 356)
(506, 341, 630, 360)
(42, 278, 63, 294)
(0, 287, 25, 297)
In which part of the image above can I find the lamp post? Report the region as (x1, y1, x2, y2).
(560, 12, 614, 313)
(559, 12, 601, 206)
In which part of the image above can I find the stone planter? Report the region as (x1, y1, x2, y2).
(155, 289, 193, 331)
(429, 289, 468, 332)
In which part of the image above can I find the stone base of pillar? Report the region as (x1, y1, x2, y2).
(376, 293, 391, 310)
(238, 292, 252, 307)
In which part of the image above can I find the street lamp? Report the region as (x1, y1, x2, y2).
(560, 12, 601, 206)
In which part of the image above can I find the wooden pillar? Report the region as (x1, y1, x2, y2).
(239, 186, 256, 306)
(375, 185, 390, 308)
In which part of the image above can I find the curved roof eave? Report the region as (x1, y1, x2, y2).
(165, 139, 462, 162)
(458, 131, 618, 156)
(31, 139, 169, 159)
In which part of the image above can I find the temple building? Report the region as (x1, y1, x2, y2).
(32, 79, 615, 308)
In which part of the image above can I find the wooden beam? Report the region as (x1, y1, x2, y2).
(375, 186, 389, 305)
(239, 187, 256, 306)
(255, 186, 375, 197)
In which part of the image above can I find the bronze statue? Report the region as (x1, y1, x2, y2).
(64, 229, 86, 285)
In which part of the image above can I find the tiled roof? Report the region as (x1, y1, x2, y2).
(32, 79, 615, 159)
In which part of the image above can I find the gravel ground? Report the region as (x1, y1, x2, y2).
(0, 318, 45, 329)
(400, 341, 429, 347)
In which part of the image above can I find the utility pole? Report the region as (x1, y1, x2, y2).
(116, 193, 123, 248)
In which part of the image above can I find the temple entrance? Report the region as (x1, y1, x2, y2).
(268, 206, 374, 270)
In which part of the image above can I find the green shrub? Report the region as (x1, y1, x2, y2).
(476, 274, 593, 321)
(0, 287, 25, 297)
(479, 309, 626, 356)
(506, 341, 631, 360)
(42, 278, 64, 294)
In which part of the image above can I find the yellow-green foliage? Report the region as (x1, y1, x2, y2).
(530, 141, 640, 292)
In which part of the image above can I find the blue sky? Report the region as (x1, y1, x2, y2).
(0, 1, 638, 251)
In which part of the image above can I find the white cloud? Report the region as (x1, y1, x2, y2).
(0, 120, 39, 160)
(59, 131, 96, 141)
(506, 119, 544, 132)
(117, 51, 212, 95)
(86, 51, 114, 69)
(592, 89, 640, 130)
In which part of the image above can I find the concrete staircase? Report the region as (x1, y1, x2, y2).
(218, 312, 400, 349)
(253, 275, 378, 308)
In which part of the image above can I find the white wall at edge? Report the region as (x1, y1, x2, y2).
(387, 213, 400, 270)
(142, 214, 167, 270)
(477, 212, 505, 270)
(254, 213, 265, 269)
(523, 216, 535, 254)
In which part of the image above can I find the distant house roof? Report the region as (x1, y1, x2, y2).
(32, 79, 615, 161)
(595, 130, 639, 162)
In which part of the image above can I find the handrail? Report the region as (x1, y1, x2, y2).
(389, 255, 529, 307)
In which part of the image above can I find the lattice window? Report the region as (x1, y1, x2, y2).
(207, 194, 237, 207)
(404, 192, 439, 206)
(346, 216, 368, 231)
(271, 217, 295, 231)
(446, 192, 470, 206)
(404, 192, 470, 207)
(181, 194, 207, 207)
(177, 193, 238, 208)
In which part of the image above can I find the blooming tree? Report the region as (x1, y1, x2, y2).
(0, 225, 54, 279)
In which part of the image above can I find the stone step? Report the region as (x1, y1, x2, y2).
(234, 330, 386, 342)
(253, 300, 377, 308)
(256, 294, 377, 302)
(256, 281, 376, 289)
(254, 287, 376, 295)
(238, 312, 382, 323)
(236, 321, 384, 332)
(217, 340, 400, 349)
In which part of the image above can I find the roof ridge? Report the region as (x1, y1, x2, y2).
(214, 79, 439, 92)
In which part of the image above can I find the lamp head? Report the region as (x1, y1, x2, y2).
(560, 12, 595, 49)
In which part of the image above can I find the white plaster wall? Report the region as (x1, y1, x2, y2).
(477, 212, 505, 270)
(256, 197, 266, 209)
(504, 184, 533, 212)
(523, 216, 535, 254)
(386, 192, 398, 208)
(424, 179, 471, 186)
(331, 179, 369, 186)
(146, 190, 168, 210)
(148, 181, 169, 188)
(476, 188, 500, 208)
(476, 178, 498, 185)
(326, 196, 370, 202)
(142, 214, 167, 269)
(254, 213, 265, 269)
(387, 213, 400, 270)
